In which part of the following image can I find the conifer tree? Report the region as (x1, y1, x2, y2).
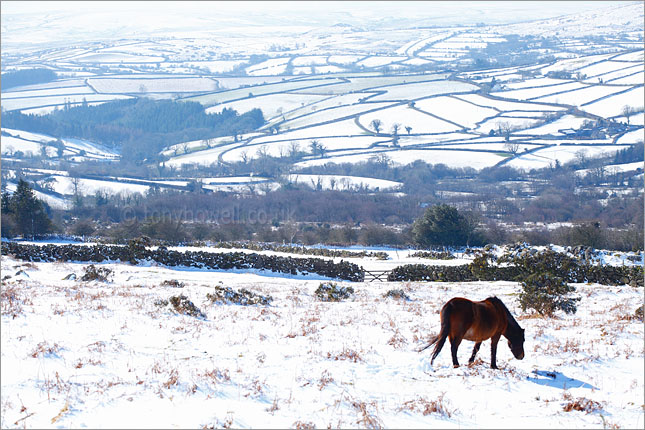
(4, 179, 54, 238)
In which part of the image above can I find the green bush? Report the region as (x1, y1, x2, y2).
(315, 282, 354, 302)
(410, 251, 455, 260)
(206, 285, 272, 306)
(80, 264, 113, 282)
(518, 272, 580, 316)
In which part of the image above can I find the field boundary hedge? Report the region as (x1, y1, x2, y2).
(388, 250, 643, 287)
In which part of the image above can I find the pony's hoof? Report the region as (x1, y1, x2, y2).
(453, 364, 460, 368)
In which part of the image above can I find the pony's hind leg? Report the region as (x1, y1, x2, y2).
(450, 337, 463, 368)
(468, 342, 482, 364)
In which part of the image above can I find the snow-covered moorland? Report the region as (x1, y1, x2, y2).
(1, 245, 643, 429)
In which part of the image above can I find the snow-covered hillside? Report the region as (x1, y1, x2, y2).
(1, 1, 643, 209)
(1, 244, 643, 429)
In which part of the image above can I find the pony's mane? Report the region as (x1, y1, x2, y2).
(486, 296, 519, 327)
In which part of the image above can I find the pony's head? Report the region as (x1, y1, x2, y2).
(507, 327, 525, 360)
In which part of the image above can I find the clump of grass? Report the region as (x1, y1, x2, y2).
(318, 370, 334, 391)
(30, 341, 61, 358)
(315, 282, 354, 302)
(80, 265, 113, 282)
(383, 289, 411, 301)
(292, 421, 316, 430)
(206, 285, 272, 306)
(162, 368, 180, 389)
(399, 394, 453, 417)
(562, 396, 603, 413)
(1, 283, 28, 318)
(327, 347, 363, 363)
(161, 279, 185, 288)
(388, 330, 407, 349)
(349, 396, 383, 429)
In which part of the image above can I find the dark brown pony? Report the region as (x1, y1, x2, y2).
(419, 296, 525, 369)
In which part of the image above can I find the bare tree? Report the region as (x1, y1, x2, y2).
(504, 141, 520, 155)
(259, 181, 274, 195)
(391, 123, 400, 136)
(405, 126, 412, 135)
(245, 183, 257, 195)
(392, 135, 400, 147)
(288, 141, 301, 159)
(496, 121, 513, 142)
(240, 150, 249, 164)
(282, 222, 298, 244)
(370, 119, 382, 134)
(310, 176, 324, 191)
(256, 146, 270, 160)
(575, 149, 588, 168)
(278, 144, 288, 159)
(71, 176, 83, 210)
(622, 105, 635, 124)
(371, 153, 391, 168)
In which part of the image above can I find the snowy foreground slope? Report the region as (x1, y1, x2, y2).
(1, 253, 643, 429)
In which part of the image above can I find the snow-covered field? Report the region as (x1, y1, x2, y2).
(0, 94, 133, 112)
(296, 149, 506, 170)
(284, 174, 402, 192)
(582, 87, 645, 118)
(87, 77, 219, 94)
(1, 248, 642, 429)
(1, 128, 119, 160)
(413, 96, 499, 129)
(358, 105, 461, 134)
(507, 145, 630, 171)
(206, 93, 329, 121)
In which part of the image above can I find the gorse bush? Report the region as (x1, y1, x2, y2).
(315, 282, 354, 302)
(168, 295, 206, 318)
(410, 251, 455, 260)
(518, 272, 581, 316)
(206, 285, 272, 306)
(80, 264, 113, 282)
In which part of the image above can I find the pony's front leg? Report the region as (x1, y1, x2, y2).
(490, 334, 501, 369)
(449, 337, 463, 368)
(468, 342, 482, 364)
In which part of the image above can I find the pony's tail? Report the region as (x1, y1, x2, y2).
(417, 335, 439, 353)
(420, 302, 452, 365)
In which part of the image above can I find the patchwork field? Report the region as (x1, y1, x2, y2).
(1, 1, 643, 208)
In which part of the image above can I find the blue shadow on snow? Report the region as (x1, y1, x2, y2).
(527, 370, 597, 390)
